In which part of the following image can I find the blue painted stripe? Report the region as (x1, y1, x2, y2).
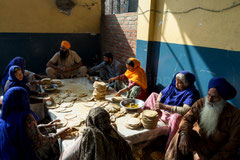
(136, 39, 240, 108)
(0, 33, 100, 76)
(136, 40, 148, 70)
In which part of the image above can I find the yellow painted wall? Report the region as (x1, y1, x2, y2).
(137, 0, 155, 41)
(138, 0, 240, 51)
(0, 0, 101, 33)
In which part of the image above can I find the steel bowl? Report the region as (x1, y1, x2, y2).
(120, 98, 145, 110)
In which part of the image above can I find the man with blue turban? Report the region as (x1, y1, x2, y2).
(165, 77, 240, 160)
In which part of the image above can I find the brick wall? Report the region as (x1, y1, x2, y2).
(101, 12, 138, 64)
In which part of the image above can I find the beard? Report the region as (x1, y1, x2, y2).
(199, 97, 226, 137)
(60, 50, 68, 61)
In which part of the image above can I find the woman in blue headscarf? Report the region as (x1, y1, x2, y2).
(0, 87, 38, 160)
(3, 65, 53, 121)
(1, 57, 27, 92)
(143, 71, 200, 149)
(3, 65, 31, 95)
(1, 57, 41, 93)
(0, 87, 71, 160)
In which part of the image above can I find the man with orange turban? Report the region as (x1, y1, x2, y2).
(46, 40, 87, 78)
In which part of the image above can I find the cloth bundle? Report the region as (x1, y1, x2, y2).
(141, 110, 158, 129)
(92, 81, 107, 100)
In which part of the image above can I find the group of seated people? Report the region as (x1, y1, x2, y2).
(0, 40, 240, 160)
(165, 77, 240, 160)
(0, 87, 134, 160)
(91, 55, 240, 159)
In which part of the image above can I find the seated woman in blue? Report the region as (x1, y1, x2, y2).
(4, 65, 31, 95)
(4, 65, 47, 97)
(143, 71, 200, 149)
(1, 56, 40, 92)
(3, 65, 52, 120)
(0, 87, 71, 160)
(1, 57, 26, 92)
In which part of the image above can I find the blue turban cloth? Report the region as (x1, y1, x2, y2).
(6, 65, 31, 95)
(208, 77, 237, 100)
(160, 71, 200, 106)
(0, 87, 39, 160)
(1, 57, 28, 92)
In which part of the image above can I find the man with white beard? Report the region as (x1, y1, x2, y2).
(165, 77, 240, 160)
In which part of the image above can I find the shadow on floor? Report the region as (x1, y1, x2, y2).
(133, 135, 168, 160)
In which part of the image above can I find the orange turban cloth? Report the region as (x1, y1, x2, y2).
(61, 41, 71, 49)
(124, 58, 147, 90)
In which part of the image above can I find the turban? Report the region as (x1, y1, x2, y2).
(208, 77, 237, 100)
(61, 40, 71, 49)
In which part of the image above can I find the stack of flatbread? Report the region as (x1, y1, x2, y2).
(41, 78, 51, 85)
(125, 118, 142, 130)
(141, 110, 158, 129)
(51, 79, 63, 87)
(92, 81, 107, 100)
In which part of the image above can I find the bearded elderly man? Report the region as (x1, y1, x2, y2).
(165, 77, 240, 160)
(46, 40, 87, 79)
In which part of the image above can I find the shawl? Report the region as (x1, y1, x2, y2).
(0, 87, 38, 160)
(124, 58, 147, 90)
(79, 107, 134, 160)
(5, 65, 31, 95)
(1, 57, 27, 92)
(160, 71, 200, 106)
